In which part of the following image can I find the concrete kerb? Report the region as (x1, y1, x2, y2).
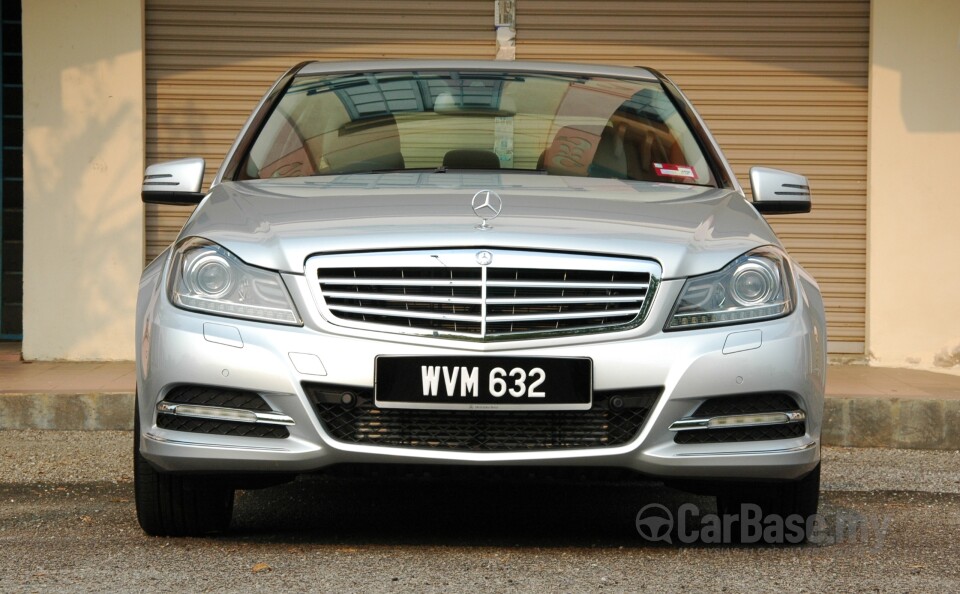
(1, 391, 958, 451)
(823, 397, 960, 450)
(0, 393, 135, 431)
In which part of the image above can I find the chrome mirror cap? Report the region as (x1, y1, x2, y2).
(141, 157, 206, 205)
(749, 166, 812, 214)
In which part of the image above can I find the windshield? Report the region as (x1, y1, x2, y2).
(240, 70, 717, 187)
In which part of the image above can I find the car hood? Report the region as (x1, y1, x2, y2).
(180, 173, 780, 279)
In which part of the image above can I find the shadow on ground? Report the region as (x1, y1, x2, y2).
(229, 470, 713, 547)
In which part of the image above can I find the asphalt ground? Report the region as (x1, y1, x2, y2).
(1, 431, 959, 593)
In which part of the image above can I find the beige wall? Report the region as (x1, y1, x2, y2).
(867, 0, 960, 374)
(22, 1, 144, 360)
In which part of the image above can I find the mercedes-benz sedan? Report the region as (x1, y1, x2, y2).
(135, 60, 826, 539)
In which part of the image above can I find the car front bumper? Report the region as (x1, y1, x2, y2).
(137, 272, 825, 482)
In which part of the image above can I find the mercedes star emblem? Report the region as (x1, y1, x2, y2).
(476, 250, 493, 266)
(471, 189, 502, 230)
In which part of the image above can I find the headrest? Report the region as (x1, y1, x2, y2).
(442, 149, 501, 170)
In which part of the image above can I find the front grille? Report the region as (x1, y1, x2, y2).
(674, 392, 805, 444)
(309, 249, 660, 340)
(305, 383, 660, 452)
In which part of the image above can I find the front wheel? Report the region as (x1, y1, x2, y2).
(133, 398, 235, 536)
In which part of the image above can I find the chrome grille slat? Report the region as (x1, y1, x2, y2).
(309, 249, 660, 341)
(485, 281, 649, 289)
(485, 296, 643, 304)
(327, 305, 481, 322)
(323, 291, 482, 304)
(485, 310, 642, 322)
(318, 278, 483, 287)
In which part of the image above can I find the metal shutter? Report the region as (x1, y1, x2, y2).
(144, 0, 495, 262)
(516, 0, 869, 354)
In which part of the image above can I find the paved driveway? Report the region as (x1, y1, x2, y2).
(1, 431, 959, 592)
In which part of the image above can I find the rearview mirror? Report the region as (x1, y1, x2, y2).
(749, 167, 811, 214)
(141, 158, 206, 205)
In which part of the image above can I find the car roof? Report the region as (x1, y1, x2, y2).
(295, 60, 659, 82)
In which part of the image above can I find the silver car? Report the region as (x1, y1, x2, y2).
(135, 60, 826, 539)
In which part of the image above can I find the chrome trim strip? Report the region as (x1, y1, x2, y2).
(327, 304, 479, 322)
(486, 309, 641, 322)
(486, 295, 644, 305)
(669, 410, 806, 431)
(156, 402, 296, 426)
(675, 440, 818, 457)
(144, 432, 290, 452)
(480, 262, 489, 336)
(319, 278, 481, 287)
(485, 280, 649, 289)
(669, 418, 711, 431)
(323, 291, 480, 304)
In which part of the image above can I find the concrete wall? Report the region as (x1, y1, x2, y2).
(867, 0, 960, 375)
(22, 1, 144, 360)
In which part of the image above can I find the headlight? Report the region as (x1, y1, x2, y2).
(168, 238, 302, 325)
(666, 247, 794, 330)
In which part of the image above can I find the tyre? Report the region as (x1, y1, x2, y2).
(134, 397, 235, 536)
(715, 463, 821, 544)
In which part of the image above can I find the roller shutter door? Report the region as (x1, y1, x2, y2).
(144, 0, 495, 261)
(516, 0, 869, 354)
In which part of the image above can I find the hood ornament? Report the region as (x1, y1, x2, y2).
(471, 190, 502, 230)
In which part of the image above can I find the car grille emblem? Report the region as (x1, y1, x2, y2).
(476, 250, 493, 266)
(471, 189, 502, 230)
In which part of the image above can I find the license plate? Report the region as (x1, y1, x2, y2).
(375, 356, 592, 410)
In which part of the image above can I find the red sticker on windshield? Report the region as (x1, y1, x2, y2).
(653, 163, 696, 179)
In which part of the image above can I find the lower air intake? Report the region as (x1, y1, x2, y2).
(674, 393, 805, 444)
(156, 385, 289, 439)
(306, 384, 660, 452)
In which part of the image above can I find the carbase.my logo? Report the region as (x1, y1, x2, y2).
(635, 502, 891, 546)
(635, 503, 675, 543)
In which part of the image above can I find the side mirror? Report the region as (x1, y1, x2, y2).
(749, 166, 811, 214)
(141, 158, 206, 205)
